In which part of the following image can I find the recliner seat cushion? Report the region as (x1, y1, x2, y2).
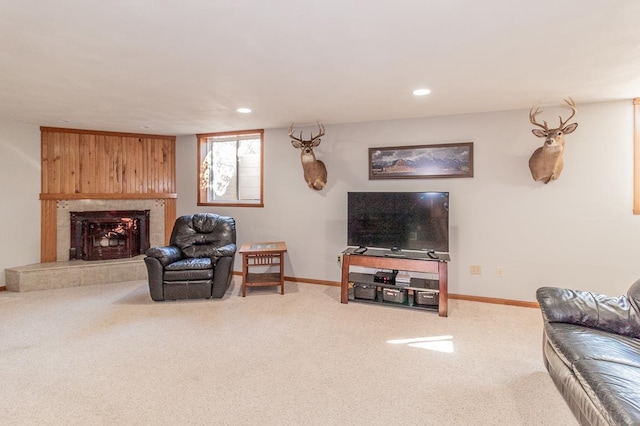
(165, 258, 213, 270)
(164, 258, 214, 281)
(164, 270, 213, 281)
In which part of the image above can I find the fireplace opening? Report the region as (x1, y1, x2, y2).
(69, 210, 150, 261)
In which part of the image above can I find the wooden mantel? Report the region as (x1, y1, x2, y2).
(40, 127, 177, 262)
(40, 193, 176, 200)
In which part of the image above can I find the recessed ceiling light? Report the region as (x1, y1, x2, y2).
(413, 88, 431, 96)
(237, 107, 252, 113)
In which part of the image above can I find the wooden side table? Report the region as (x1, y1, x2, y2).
(239, 241, 287, 297)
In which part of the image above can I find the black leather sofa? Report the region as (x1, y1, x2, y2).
(144, 213, 236, 301)
(536, 281, 640, 425)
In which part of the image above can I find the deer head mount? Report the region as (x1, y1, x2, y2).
(289, 122, 328, 191)
(528, 97, 578, 184)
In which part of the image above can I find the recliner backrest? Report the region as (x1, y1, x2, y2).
(170, 213, 236, 258)
(629, 278, 640, 314)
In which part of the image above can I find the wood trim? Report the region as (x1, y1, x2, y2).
(163, 198, 177, 245)
(196, 128, 265, 139)
(41, 199, 57, 262)
(40, 193, 177, 200)
(449, 293, 539, 308)
(284, 276, 341, 287)
(40, 126, 176, 140)
(197, 202, 265, 208)
(634, 98, 640, 214)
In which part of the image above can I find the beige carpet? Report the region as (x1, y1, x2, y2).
(0, 279, 577, 425)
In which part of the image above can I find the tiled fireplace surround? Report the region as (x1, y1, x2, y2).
(6, 199, 166, 292)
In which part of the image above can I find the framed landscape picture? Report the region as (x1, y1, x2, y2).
(369, 142, 474, 179)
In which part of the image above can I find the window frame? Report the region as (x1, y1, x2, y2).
(197, 128, 264, 207)
(635, 99, 640, 214)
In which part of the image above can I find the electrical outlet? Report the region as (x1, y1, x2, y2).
(496, 266, 504, 277)
(470, 265, 482, 275)
(336, 255, 342, 267)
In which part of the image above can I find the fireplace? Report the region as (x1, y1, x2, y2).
(69, 210, 150, 261)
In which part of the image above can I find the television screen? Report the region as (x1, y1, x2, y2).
(347, 192, 449, 252)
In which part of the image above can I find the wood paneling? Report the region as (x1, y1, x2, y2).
(163, 198, 177, 245)
(41, 200, 58, 262)
(40, 127, 177, 261)
(41, 127, 176, 196)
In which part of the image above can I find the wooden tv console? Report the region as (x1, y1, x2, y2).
(340, 248, 450, 317)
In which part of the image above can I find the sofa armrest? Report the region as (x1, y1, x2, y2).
(145, 245, 182, 266)
(536, 286, 640, 338)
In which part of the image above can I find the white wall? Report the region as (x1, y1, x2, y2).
(0, 119, 41, 286)
(2, 100, 638, 301)
(176, 100, 640, 302)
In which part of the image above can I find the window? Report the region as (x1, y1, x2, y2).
(197, 129, 264, 207)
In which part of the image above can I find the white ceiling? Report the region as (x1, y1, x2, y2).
(1, 0, 639, 136)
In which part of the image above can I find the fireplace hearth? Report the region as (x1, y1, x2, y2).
(69, 210, 150, 261)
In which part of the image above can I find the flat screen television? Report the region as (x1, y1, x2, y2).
(347, 191, 449, 253)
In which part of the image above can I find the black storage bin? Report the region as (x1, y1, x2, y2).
(382, 288, 407, 304)
(415, 290, 438, 306)
(354, 283, 377, 300)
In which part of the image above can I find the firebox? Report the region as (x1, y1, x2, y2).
(69, 210, 150, 261)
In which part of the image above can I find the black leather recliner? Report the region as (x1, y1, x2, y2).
(144, 213, 236, 301)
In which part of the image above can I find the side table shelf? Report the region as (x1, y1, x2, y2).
(340, 248, 449, 317)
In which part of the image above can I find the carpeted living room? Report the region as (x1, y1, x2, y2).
(2, 2, 640, 425)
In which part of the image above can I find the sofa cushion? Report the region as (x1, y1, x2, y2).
(573, 359, 640, 426)
(545, 322, 640, 370)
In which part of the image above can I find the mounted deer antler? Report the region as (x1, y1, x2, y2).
(528, 97, 578, 184)
(289, 122, 328, 190)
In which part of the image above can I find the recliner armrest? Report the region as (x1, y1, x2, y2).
(210, 243, 237, 262)
(145, 245, 182, 266)
(536, 286, 640, 338)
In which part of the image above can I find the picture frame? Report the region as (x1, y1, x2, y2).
(369, 142, 474, 179)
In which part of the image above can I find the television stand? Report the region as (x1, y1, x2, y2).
(340, 247, 449, 317)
